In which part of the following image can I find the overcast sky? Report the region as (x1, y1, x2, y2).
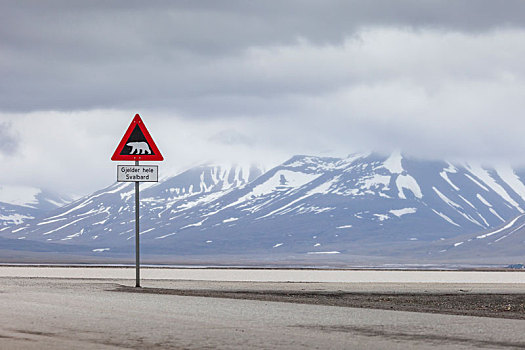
(2, 1, 525, 197)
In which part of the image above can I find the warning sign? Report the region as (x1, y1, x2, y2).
(111, 114, 164, 161)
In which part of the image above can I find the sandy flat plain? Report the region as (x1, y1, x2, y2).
(1, 265, 525, 283)
(0, 267, 524, 349)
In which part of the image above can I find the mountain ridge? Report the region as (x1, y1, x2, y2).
(1, 153, 525, 265)
(0, 185, 71, 227)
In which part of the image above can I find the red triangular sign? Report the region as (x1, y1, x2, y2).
(111, 114, 164, 161)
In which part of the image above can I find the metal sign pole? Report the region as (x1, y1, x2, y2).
(135, 160, 140, 288)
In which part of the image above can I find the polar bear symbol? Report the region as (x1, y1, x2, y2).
(127, 142, 151, 154)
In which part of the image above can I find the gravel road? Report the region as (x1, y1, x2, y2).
(1, 276, 525, 349)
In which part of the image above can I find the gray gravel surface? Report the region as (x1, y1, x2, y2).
(1, 277, 525, 349)
(116, 286, 525, 320)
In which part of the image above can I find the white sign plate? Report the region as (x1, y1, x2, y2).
(117, 165, 158, 182)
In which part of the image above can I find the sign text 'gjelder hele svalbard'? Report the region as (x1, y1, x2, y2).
(117, 165, 158, 182)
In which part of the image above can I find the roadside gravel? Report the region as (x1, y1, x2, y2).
(115, 284, 525, 320)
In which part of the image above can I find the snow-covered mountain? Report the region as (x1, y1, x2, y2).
(0, 185, 70, 227)
(2, 153, 525, 264)
(0, 163, 264, 250)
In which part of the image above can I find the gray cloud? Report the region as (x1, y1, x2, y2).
(2, 1, 525, 112)
(0, 122, 19, 156)
(2, 1, 525, 196)
(209, 129, 254, 146)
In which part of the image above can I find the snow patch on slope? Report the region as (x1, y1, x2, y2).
(458, 195, 475, 209)
(466, 165, 523, 213)
(396, 175, 422, 199)
(360, 174, 390, 191)
(433, 187, 462, 209)
(336, 225, 352, 229)
(180, 220, 205, 229)
(440, 171, 459, 191)
(373, 214, 389, 221)
(383, 152, 403, 174)
(476, 214, 524, 239)
(489, 208, 505, 222)
(432, 209, 460, 227)
(433, 187, 483, 227)
(464, 174, 489, 191)
(223, 217, 238, 223)
(477, 194, 492, 207)
(259, 177, 338, 218)
(0, 214, 33, 225)
(496, 166, 525, 203)
(389, 208, 417, 217)
(244, 170, 319, 199)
